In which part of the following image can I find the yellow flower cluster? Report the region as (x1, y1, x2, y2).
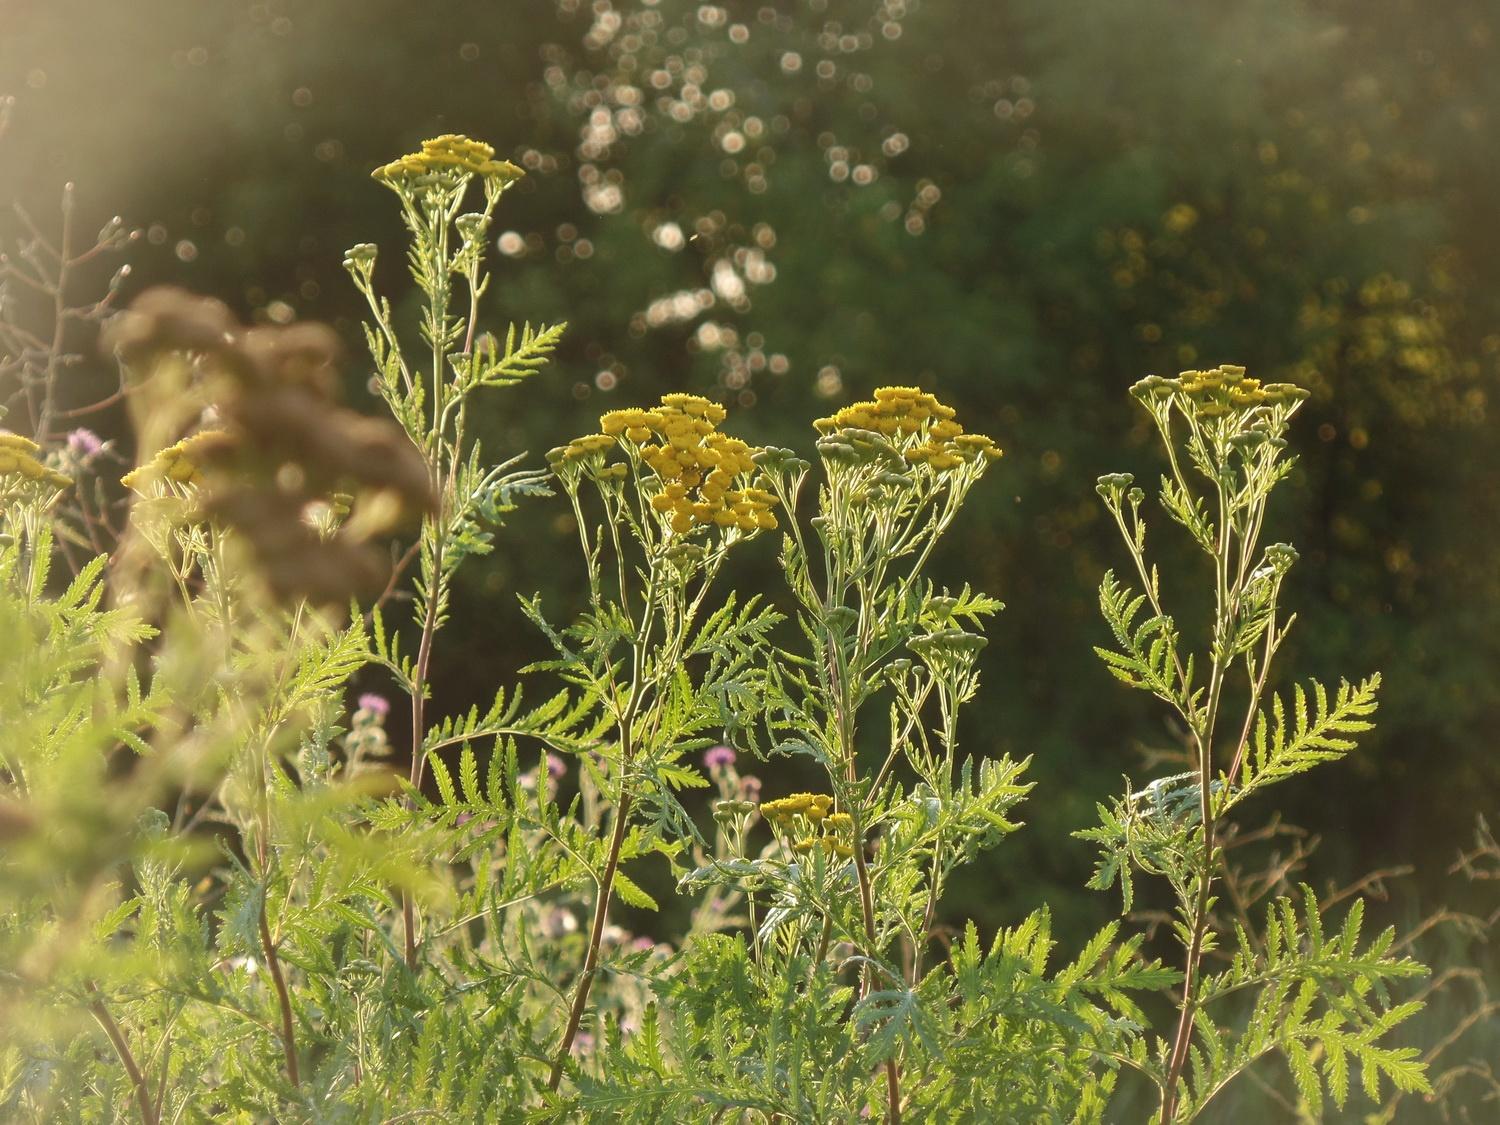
(761, 794, 856, 858)
(372, 134, 524, 183)
(814, 386, 1002, 471)
(760, 792, 834, 821)
(120, 431, 228, 492)
(1132, 366, 1310, 419)
(557, 393, 776, 535)
(0, 434, 71, 489)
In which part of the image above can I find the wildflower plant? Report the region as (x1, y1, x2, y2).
(1084, 365, 1431, 1121)
(532, 390, 784, 1089)
(344, 133, 567, 967)
(0, 135, 1448, 1124)
(595, 387, 1180, 1122)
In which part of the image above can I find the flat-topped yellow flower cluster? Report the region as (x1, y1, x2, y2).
(555, 393, 776, 535)
(760, 791, 834, 821)
(1132, 365, 1310, 420)
(372, 134, 524, 184)
(120, 431, 228, 492)
(814, 386, 1002, 471)
(0, 433, 71, 490)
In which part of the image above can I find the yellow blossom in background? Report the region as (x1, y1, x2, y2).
(1130, 365, 1310, 423)
(0, 433, 72, 490)
(120, 430, 229, 492)
(372, 133, 524, 184)
(1164, 203, 1199, 234)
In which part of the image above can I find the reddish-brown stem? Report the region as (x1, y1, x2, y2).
(547, 789, 634, 1090)
(56, 384, 128, 418)
(258, 899, 301, 1089)
(87, 983, 158, 1125)
(1160, 870, 1212, 1122)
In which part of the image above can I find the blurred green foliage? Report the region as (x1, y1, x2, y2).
(3, 0, 1497, 946)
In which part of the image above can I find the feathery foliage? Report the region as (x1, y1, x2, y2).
(0, 141, 1447, 1124)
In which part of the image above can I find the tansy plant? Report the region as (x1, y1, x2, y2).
(0, 136, 1445, 1124)
(1083, 365, 1430, 1122)
(344, 133, 566, 968)
(578, 389, 1178, 1122)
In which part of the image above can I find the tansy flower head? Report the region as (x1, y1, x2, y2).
(373, 134, 524, 185)
(0, 434, 72, 491)
(816, 386, 1001, 475)
(1131, 366, 1310, 424)
(572, 393, 776, 537)
(759, 792, 835, 822)
(121, 430, 231, 492)
(792, 836, 854, 858)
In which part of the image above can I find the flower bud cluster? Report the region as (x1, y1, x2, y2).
(1095, 471, 1138, 503)
(910, 626, 988, 679)
(813, 386, 1002, 472)
(712, 798, 758, 823)
(345, 692, 391, 763)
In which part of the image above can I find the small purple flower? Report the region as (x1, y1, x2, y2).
(67, 428, 103, 458)
(704, 745, 736, 771)
(357, 693, 390, 719)
(630, 935, 655, 953)
(546, 753, 567, 779)
(739, 775, 762, 803)
(571, 1031, 594, 1056)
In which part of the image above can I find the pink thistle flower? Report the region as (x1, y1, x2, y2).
(357, 693, 390, 718)
(67, 428, 104, 458)
(704, 745, 736, 770)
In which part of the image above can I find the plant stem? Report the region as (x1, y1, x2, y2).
(257, 898, 301, 1089)
(87, 983, 159, 1125)
(852, 832, 903, 1122)
(548, 568, 655, 1089)
(547, 789, 634, 1091)
(1160, 477, 1236, 1123)
(401, 532, 444, 971)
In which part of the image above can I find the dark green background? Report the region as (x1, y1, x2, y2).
(5, 0, 1497, 956)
